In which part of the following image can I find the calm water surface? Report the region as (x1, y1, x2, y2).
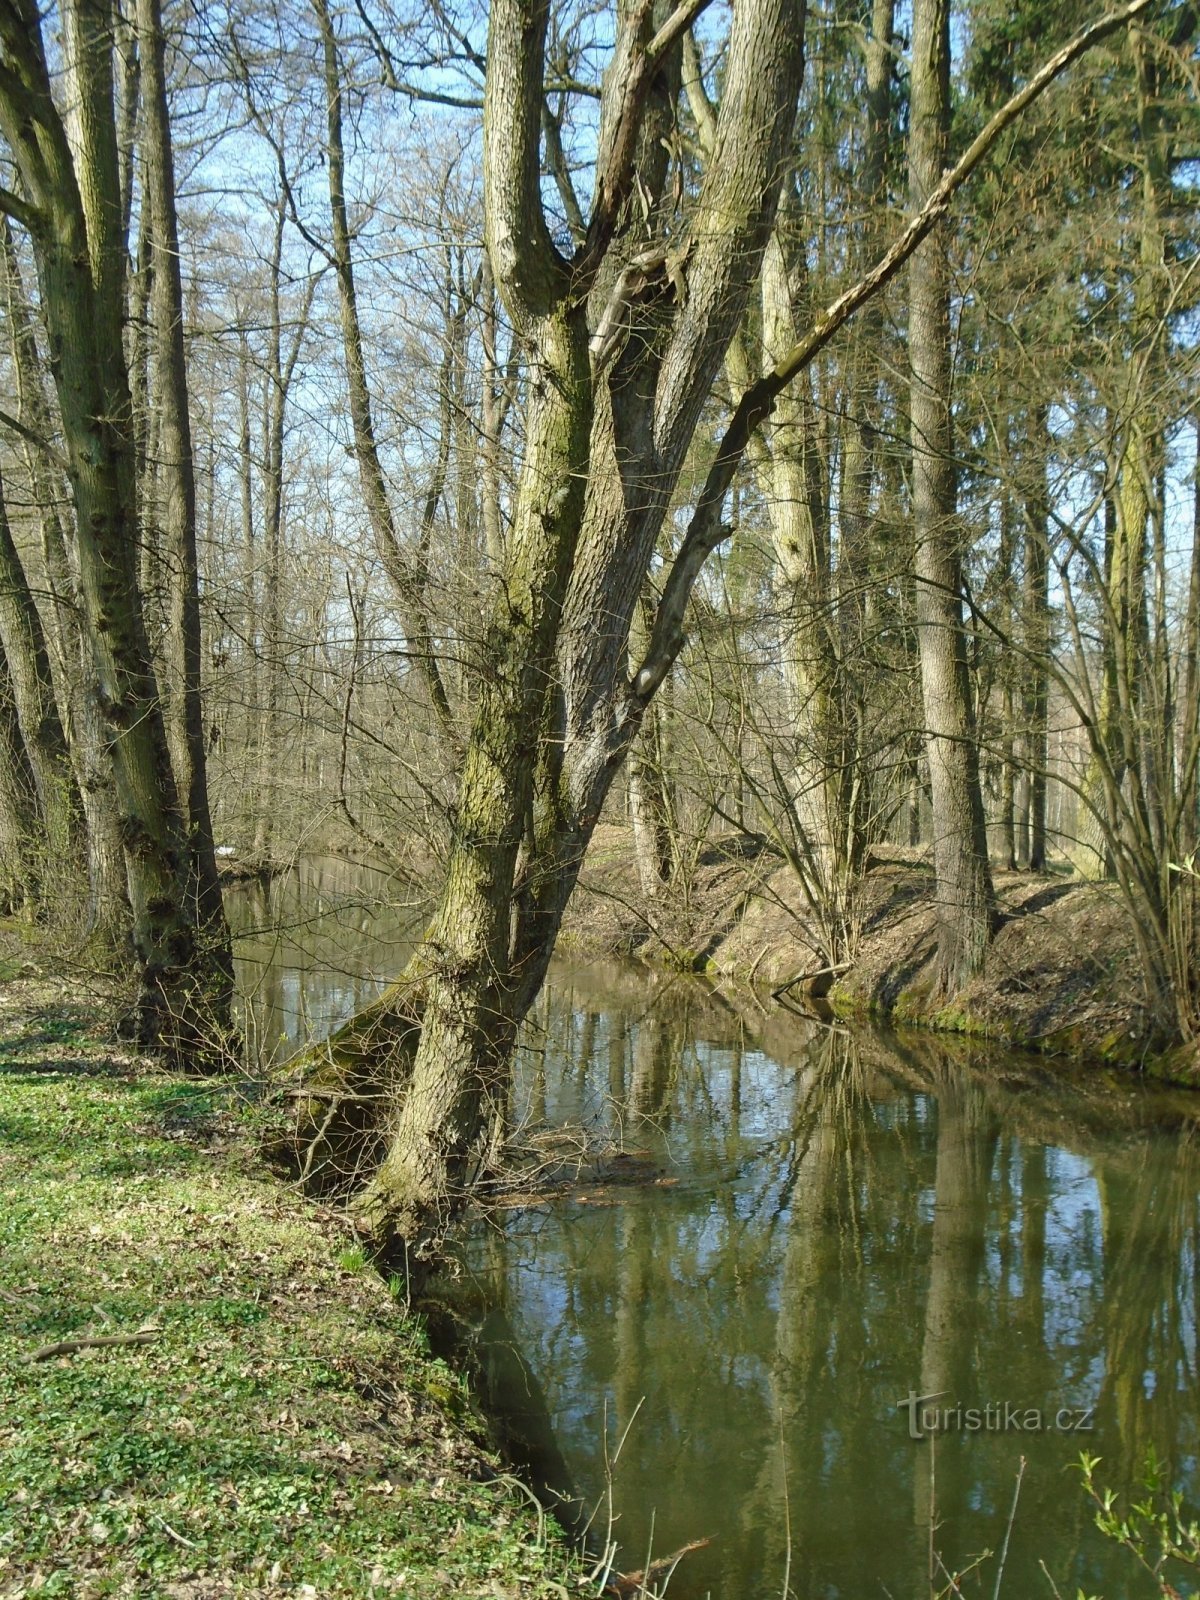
(231, 860, 1200, 1600)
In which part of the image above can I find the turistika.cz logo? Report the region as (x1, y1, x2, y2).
(897, 1391, 1095, 1440)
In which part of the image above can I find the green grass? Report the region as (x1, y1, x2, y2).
(0, 992, 583, 1598)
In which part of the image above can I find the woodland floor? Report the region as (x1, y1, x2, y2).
(0, 943, 585, 1600)
(560, 825, 1200, 1080)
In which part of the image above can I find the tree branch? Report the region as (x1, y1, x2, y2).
(575, 0, 714, 288)
(541, 96, 586, 243)
(484, 0, 570, 325)
(0, 404, 68, 471)
(633, 0, 1154, 701)
(0, 182, 36, 230)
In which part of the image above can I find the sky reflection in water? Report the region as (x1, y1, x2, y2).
(232, 861, 1200, 1600)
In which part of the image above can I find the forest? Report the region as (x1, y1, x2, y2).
(0, 0, 1198, 1262)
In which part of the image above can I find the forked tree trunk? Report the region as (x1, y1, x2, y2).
(348, 0, 808, 1255)
(908, 0, 994, 993)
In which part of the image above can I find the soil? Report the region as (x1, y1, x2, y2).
(560, 826, 1200, 1082)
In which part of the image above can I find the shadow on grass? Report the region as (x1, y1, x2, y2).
(0, 1054, 129, 1079)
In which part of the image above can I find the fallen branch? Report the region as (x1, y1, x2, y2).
(152, 1513, 199, 1550)
(771, 963, 851, 1001)
(31, 1326, 161, 1361)
(605, 1537, 712, 1597)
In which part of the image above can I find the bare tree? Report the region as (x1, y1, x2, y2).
(908, 0, 995, 993)
(0, 0, 229, 1049)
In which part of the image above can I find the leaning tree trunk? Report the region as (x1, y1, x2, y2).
(908, 0, 994, 993)
(0, 470, 82, 876)
(0, 631, 40, 914)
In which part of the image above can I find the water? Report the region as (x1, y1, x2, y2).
(231, 861, 1200, 1600)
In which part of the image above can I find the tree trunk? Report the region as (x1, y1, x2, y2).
(312, 0, 458, 757)
(1, 216, 129, 943)
(908, 0, 994, 993)
(0, 469, 82, 872)
(0, 0, 225, 1051)
(1023, 412, 1051, 872)
(138, 0, 231, 976)
(0, 631, 40, 914)
(355, 302, 594, 1252)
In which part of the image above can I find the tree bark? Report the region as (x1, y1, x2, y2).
(137, 0, 231, 977)
(908, 0, 995, 993)
(0, 468, 82, 870)
(0, 0, 226, 1051)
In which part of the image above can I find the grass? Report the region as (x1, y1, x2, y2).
(0, 978, 583, 1599)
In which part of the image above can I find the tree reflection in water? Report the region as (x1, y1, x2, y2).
(228, 872, 1200, 1600)
(469, 966, 1200, 1600)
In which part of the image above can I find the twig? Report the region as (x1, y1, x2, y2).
(992, 1457, 1026, 1600)
(152, 1513, 199, 1550)
(605, 1537, 712, 1597)
(31, 1327, 161, 1361)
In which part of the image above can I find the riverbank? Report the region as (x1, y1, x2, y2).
(0, 959, 584, 1599)
(559, 826, 1200, 1081)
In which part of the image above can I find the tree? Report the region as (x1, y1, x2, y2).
(0, 0, 230, 1049)
(1, 217, 130, 942)
(138, 0, 230, 971)
(279, 0, 1152, 1263)
(908, 0, 995, 994)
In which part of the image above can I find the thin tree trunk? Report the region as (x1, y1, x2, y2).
(237, 328, 259, 833)
(312, 0, 458, 757)
(0, 469, 82, 867)
(0, 630, 40, 914)
(138, 0, 230, 972)
(1023, 411, 1051, 871)
(908, 0, 994, 993)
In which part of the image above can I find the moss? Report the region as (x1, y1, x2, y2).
(1144, 1042, 1200, 1086)
(892, 986, 935, 1025)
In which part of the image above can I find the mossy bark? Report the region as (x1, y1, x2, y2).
(284, 0, 808, 1261)
(0, 0, 227, 1052)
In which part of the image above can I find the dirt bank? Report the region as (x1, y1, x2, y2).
(560, 827, 1199, 1082)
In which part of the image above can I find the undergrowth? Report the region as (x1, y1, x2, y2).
(0, 981, 582, 1598)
